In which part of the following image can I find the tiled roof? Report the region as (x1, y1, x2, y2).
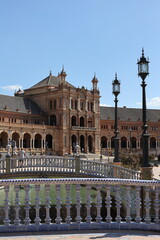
(30, 74, 75, 89)
(0, 95, 43, 115)
(100, 106, 160, 122)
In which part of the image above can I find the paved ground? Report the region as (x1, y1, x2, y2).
(0, 231, 160, 240)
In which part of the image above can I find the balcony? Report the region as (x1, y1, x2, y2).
(72, 126, 96, 131)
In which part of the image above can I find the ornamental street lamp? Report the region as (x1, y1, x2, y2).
(112, 73, 120, 162)
(137, 48, 150, 167)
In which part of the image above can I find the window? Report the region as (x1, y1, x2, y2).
(54, 99, 57, 109)
(49, 100, 52, 110)
(80, 102, 84, 110)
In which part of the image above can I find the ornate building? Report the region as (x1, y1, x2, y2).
(0, 68, 101, 156)
(0, 68, 160, 156)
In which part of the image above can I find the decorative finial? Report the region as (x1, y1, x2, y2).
(94, 72, 96, 77)
(49, 70, 52, 76)
(115, 73, 117, 79)
(142, 47, 144, 57)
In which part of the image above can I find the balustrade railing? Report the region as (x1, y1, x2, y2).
(0, 178, 159, 233)
(1, 156, 142, 179)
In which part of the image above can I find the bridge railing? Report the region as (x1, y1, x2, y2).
(1, 155, 141, 179)
(0, 178, 159, 233)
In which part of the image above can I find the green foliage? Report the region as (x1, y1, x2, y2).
(120, 153, 141, 170)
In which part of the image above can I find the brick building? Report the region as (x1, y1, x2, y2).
(0, 69, 160, 156)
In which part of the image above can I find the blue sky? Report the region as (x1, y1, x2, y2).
(0, 0, 160, 109)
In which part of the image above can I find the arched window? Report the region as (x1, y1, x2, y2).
(46, 134, 52, 148)
(35, 134, 42, 148)
(131, 137, 137, 148)
(50, 115, 56, 126)
(80, 117, 85, 127)
(23, 133, 31, 148)
(71, 116, 77, 126)
(88, 135, 93, 153)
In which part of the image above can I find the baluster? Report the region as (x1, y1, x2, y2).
(65, 184, 71, 224)
(105, 185, 111, 223)
(115, 185, 121, 223)
(4, 185, 10, 226)
(154, 186, 160, 224)
(44, 184, 51, 224)
(85, 184, 91, 223)
(144, 186, 151, 224)
(55, 184, 62, 224)
(14, 185, 21, 225)
(125, 186, 131, 223)
(34, 185, 41, 225)
(95, 185, 102, 223)
(24, 184, 31, 225)
(135, 186, 141, 223)
(75, 184, 81, 223)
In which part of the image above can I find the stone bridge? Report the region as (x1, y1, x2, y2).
(1, 155, 141, 179)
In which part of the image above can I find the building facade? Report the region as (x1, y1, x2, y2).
(0, 69, 101, 156)
(0, 69, 160, 156)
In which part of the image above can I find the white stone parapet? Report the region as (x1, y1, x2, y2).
(0, 177, 159, 233)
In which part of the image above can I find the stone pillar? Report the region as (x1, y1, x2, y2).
(141, 167, 153, 180)
(6, 155, 11, 174)
(75, 156, 80, 175)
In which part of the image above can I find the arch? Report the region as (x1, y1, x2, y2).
(150, 137, 156, 148)
(80, 135, 85, 152)
(12, 132, 20, 148)
(46, 134, 52, 148)
(50, 115, 56, 126)
(80, 117, 85, 127)
(131, 137, 137, 149)
(35, 134, 42, 148)
(88, 135, 93, 153)
(0, 131, 8, 148)
(121, 137, 127, 148)
(111, 136, 115, 149)
(71, 116, 77, 126)
(101, 136, 107, 148)
(23, 133, 31, 148)
(88, 117, 93, 127)
(71, 134, 77, 153)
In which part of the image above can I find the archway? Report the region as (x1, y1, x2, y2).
(121, 137, 127, 148)
(131, 137, 137, 149)
(150, 137, 156, 148)
(88, 135, 93, 153)
(0, 132, 8, 148)
(101, 136, 107, 148)
(35, 134, 42, 148)
(46, 134, 52, 148)
(12, 132, 20, 148)
(23, 133, 31, 148)
(80, 135, 85, 152)
(71, 116, 76, 126)
(80, 117, 85, 127)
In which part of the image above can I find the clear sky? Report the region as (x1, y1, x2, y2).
(0, 0, 160, 109)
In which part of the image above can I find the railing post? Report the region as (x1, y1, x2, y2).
(75, 156, 80, 175)
(6, 155, 11, 174)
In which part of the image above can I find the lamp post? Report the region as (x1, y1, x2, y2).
(137, 49, 150, 167)
(112, 73, 120, 162)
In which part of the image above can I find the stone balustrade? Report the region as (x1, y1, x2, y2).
(0, 156, 141, 179)
(0, 178, 159, 233)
